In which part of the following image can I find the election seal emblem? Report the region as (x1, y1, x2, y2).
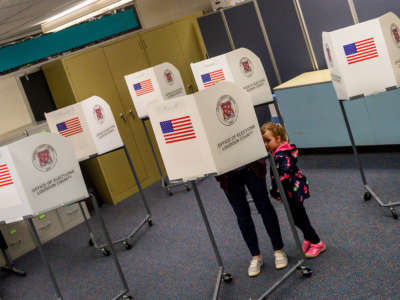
(216, 95, 239, 126)
(391, 24, 400, 48)
(239, 57, 253, 77)
(32, 144, 57, 172)
(93, 104, 105, 124)
(164, 69, 174, 85)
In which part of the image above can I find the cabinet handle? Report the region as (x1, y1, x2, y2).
(38, 223, 51, 231)
(9, 239, 22, 247)
(66, 209, 79, 216)
(120, 112, 127, 122)
(128, 109, 135, 118)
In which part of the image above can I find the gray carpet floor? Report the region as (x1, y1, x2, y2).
(1, 151, 399, 300)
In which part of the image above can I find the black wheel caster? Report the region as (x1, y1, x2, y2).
(122, 295, 134, 300)
(222, 272, 233, 282)
(101, 247, 111, 256)
(185, 185, 191, 192)
(123, 241, 133, 250)
(168, 189, 173, 196)
(297, 265, 312, 278)
(148, 219, 153, 226)
(390, 207, 398, 219)
(363, 192, 371, 201)
(88, 238, 94, 247)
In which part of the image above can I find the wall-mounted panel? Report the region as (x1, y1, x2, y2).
(224, 2, 279, 87)
(258, 0, 314, 82)
(299, 0, 354, 69)
(353, 0, 400, 22)
(197, 12, 232, 58)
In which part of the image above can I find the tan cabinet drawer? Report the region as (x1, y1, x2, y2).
(0, 221, 36, 259)
(57, 202, 90, 231)
(31, 211, 64, 243)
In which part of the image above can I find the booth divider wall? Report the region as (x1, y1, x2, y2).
(43, 12, 207, 205)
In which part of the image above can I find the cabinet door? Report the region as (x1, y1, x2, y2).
(171, 13, 207, 93)
(140, 24, 194, 94)
(63, 48, 152, 203)
(103, 34, 166, 178)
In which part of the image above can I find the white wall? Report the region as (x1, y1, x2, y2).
(136, 0, 211, 29)
(0, 77, 32, 136)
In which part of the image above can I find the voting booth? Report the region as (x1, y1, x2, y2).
(124, 62, 186, 119)
(0, 133, 88, 224)
(190, 48, 273, 106)
(323, 12, 400, 219)
(0, 133, 133, 299)
(323, 12, 400, 100)
(147, 81, 267, 182)
(45, 95, 152, 254)
(45, 96, 123, 161)
(124, 62, 190, 195)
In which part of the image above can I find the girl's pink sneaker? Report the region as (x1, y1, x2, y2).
(302, 240, 311, 253)
(305, 241, 326, 258)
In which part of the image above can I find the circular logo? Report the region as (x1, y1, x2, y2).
(164, 69, 174, 85)
(239, 57, 253, 77)
(325, 44, 333, 67)
(216, 95, 239, 126)
(93, 104, 105, 124)
(32, 144, 57, 172)
(391, 24, 400, 48)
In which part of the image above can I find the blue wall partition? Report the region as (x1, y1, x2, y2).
(197, 12, 232, 58)
(298, 0, 354, 69)
(224, 2, 279, 87)
(258, 0, 314, 82)
(353, 0, 400, 22)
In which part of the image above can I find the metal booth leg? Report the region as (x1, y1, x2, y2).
(27, 218, 63, 300)
(272, 98, 285, 127)
(78, 201, 112, 256)
(254, 155, 312, 300)
(90, 194, 134, 300)
(191, 181, 232, 300)
(141, 119, 191, 196)
(141, 119, 167, 188)
(338, 100, 399, 219)
(0, 248, 26, 276)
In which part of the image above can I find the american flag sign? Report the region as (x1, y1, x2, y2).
(343, 37, 378, 65)
(160, 116, 196, 144)
(134, 79, 154, 96)
(0, 164, 13, 187)
(56, 117, 83, 137)
(201, 69, 225, 88)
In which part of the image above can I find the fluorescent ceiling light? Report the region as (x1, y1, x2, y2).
(41, 0, 132, 33)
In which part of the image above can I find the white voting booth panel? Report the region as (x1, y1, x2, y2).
(190, 48, 273, 106)
(323, 12, 400, 100)
(45, 96, 124, 161)
(148, 82, 267, 182)
(0, 133, 88, 224)
(124, 62, 186, 119)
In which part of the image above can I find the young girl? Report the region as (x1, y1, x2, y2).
(261, 122, 326, 258)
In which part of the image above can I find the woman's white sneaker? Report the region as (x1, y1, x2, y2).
(274, 250, 288, 270)
(248, 257, 263, 277)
